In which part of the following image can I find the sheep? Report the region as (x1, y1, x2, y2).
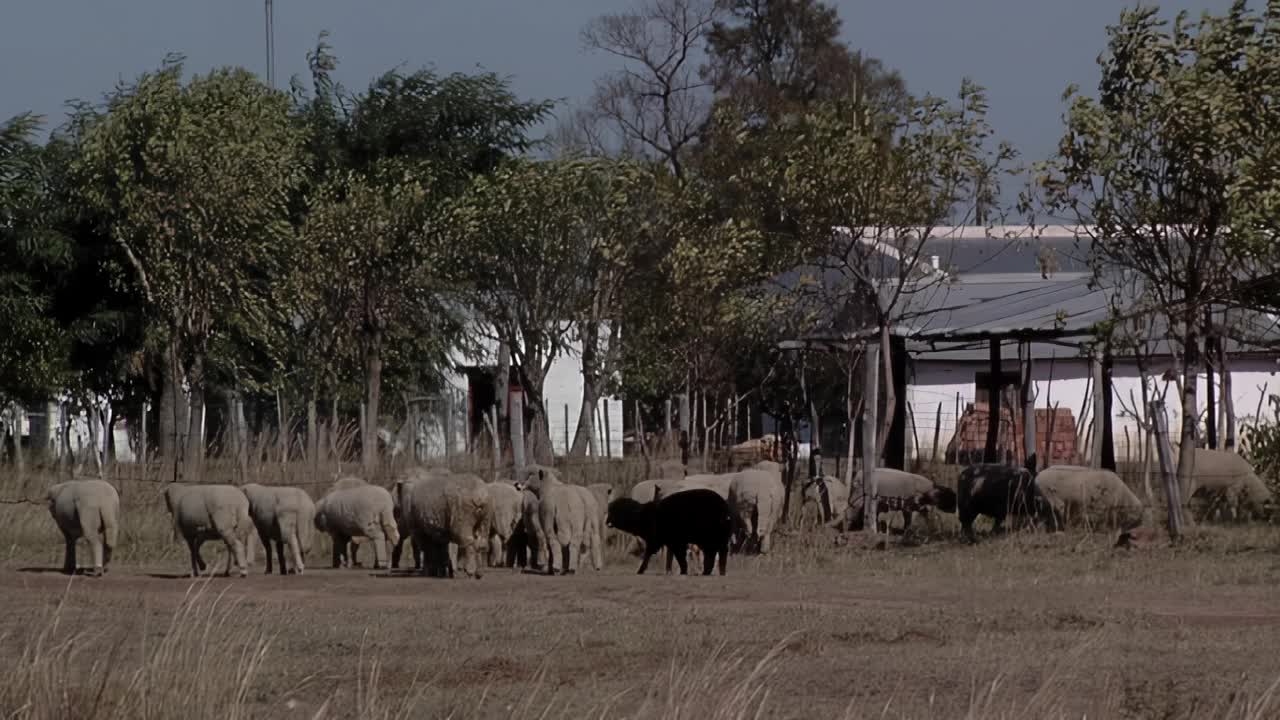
(396, 468, 491, 578)
(519, 466, 589, 575)
(801, 475, 850, 529)
(670, 473, 734, 500)
(486, 480, 525, 569)
(163, 483, 254, 578)
(1185, 449, 1273, 522)
(630, 479, 681, 504)
(586, 483, 613, 538)
(652, 459, 686, 480)
(571, 484, 605, 572)
(957, 464, 1048, 542)
(848, 468, 957, 534)
(607, 488, 732, 575)
(47, 479, 120, 577)
(242, 483, 316, 576)
(314, 479, 400, 570)
(1033, 466, 1144, 531)
(727, 469, 784, 553)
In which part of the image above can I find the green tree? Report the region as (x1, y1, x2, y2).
(77, 62, 305, 471)
(290, 53, 551, 472)
(1037, 3, 1280, 497)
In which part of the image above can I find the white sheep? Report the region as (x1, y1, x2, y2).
(242, 483, 316, 575)
(1183, 449, 1272, 522)
(314, 479, 400, 570)
(163, 483, 255, 578)
(485, 480, 524, 568)
(47, 479, 120, 577)
(571, 484, 604, 572)
(1034, 466, 1144, 531)
(396, 468, 491, 578)
(727, 468, 784, 553)
(520, 465, 588, 575)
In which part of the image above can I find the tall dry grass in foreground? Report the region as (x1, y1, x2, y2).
(2, 583, 1278, 720)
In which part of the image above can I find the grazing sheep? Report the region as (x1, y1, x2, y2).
(485, 480, 524, 568)
(163, 483, 254, 578)
(631, 479, 681, 504)
(242, 483, 317, 576)
(846, 468, 957, 533)
(607, 488, 732, 575)
(653, 459, 686, 480)
(47, 479, 120, 577)
(957, 464, 1048, 542)
(671, 473, 734, 500)
(396, 468, 491, 578)
(727, 469, 784, 553)
(801, 476, 850, 529)
(1033, 466, 1144, 531)
(1185, 449, 1273, 522)
(572, 485, 605, 572)
(314, 479, 400, 570)
(519, 466, 589, 575)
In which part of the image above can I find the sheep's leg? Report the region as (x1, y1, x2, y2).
(636, 546, 657, 575)
(286, 527, 304, 575)
(563, 537, 578, 576)
(76, 513, 104, 576)
(331, 534, 345, 569)
(258, 529, 274, 575)
(222, 531, 248, 578)
(275, 539, 288, 576)
(446, 542, 459, 578)
(488, 533, 502, 568)
(717, 542, 728, 576)
(701, 544, 716, 575)
(367, 530, 388, 570)
(590, 531, 603, 572)
(672, 543, 689, 575)
(62, 536, 76, 575)
(545, 538, 562, 576)
(186, 538, 203, 577)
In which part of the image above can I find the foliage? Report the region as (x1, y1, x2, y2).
(1241, 394, 1280, 496)
(76, 62, 305, 389)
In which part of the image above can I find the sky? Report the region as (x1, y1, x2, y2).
(1, 0, 1235, 191)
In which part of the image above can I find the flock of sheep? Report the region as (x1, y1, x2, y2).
(40, 446, 1273, 578)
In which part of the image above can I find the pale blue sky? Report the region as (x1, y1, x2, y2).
(1, 1, 1233, 175)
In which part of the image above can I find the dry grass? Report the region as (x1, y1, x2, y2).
(3, 463, 1280, 719)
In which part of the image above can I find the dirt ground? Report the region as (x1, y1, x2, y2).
(3, 528, 1280, 719)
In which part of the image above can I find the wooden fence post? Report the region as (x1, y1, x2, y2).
(1020, 341, 1037, 473)
(1150, 400, 1183, 539)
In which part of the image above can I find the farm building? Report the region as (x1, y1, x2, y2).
(430, 330, 625, 460)
(782, 225, 1280, 466)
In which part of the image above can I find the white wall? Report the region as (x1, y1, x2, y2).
(908, 354, 1280, 462)
(443, 328, 624, 459)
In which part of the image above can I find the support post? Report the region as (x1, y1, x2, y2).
(862, 342, 881, 533)
(603, 398, 612, 460)
(930, 402, 942, 465)
(885, 336, 908, 470)
(1091, 349, 1104, 469)
(664, 397, 673, 451)
(1020, 341, 1037, 474)
(563, 404, 570, 456)
(983, 340, 1002, 464)
(1221, 332, 1236, 450)
(808, 402, 821, 479)
(1150, 400, 1183, 539)
(140, 400, 148, 470)
(510, 391, 526, 472)
(1101, 344, 1116, 471)
(1205, 313, 1218, 449)
(444, 393, 455, 461)
(678, 393, 690, 467)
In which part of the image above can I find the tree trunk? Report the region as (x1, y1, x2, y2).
(185, 351, 206, 476)
(570, 388, 602, 458)
(570, 321, 602, 458)
(1220, 334, 1236, 451)
(159, 340, 188, 462)
(307, 396, 319, 467)
(876, 324, 896, 460)
(863, 342, 881, 534)
(9, 404, 24, 474)
(1176, 325, 1200, 502)
(1020, 341, 1037, 473)
(362, 329, 383, 477)
(87, 398, 104, 479)
(510, 390, 526, 471)
(516, 363, 555, 466)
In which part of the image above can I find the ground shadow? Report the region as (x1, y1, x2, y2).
(16, 567, 89, 575)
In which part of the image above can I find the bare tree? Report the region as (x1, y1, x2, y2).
(580, 0, 719, 180)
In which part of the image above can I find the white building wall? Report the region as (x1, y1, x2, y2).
(443, 329, 624, 459)
(908, 355, 1279, 462)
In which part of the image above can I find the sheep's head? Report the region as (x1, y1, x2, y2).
(931, 486, 958, 514)
(606, 497, 653, 538)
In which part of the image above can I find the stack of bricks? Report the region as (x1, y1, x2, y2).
(945, 403, 1079, 466)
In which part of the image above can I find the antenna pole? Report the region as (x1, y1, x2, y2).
(264, 0, 276, 87)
